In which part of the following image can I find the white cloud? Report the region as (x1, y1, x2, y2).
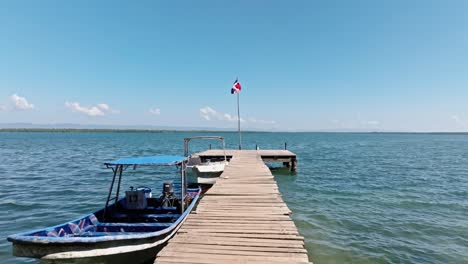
(199, 106, 274, 125)
(149, 108, 161, 115)
(65, 101, 116, 117)
(97, 103, 109, 111)
(10, 94, 34, 110)
(0, 105, 6, 111)
(200, 106, 241, 122)
(200, 106, 217, 121)
(248, 117, 276, 124)
(223, 113, 237, 122)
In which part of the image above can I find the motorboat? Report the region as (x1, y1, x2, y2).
(7, 155, 200, 264)
(184, 136, 228, 185)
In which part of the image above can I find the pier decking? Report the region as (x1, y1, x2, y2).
(155, 150, 310, 264)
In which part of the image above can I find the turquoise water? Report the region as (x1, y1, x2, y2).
(0, 132, 467, 264)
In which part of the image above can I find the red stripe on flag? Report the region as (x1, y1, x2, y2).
(233, 82, 241, 91)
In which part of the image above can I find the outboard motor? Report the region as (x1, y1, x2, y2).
(161, 181, 174, 207)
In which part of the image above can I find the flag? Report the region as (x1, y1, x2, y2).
(231, 79, 242, 94)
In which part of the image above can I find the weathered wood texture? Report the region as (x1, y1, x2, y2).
(155, 150, 310, 264)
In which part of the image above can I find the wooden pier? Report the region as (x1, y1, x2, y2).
(196, 149, 297, 171)
(155, 150, 310, 264)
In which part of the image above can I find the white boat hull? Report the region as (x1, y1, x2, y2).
(187, 162, 227, 185)
(17, 237, 168, 264)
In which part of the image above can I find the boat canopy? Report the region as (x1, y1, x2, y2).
(105, 155, 186, 166)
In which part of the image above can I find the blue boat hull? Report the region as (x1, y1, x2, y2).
(8, 188, 201, 263)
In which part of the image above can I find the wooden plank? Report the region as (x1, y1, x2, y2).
(199, 199, 284, 202)
(181, 225, 299, 232)
(157, 251, 309, 262)
(187, 217, 293, 222)
(168, 242, 304, 250)
(182, 225, 298, 232)
(185, 221, 297, 226)
(185, 218, 297, 224)
(201, 196, 282, 199)
(162, 244, 307, 255)
(196, 208, 289, 212)
(178, 228, 299, 235)
(196, 206, 291, 211)
(172, 232, 304, 240)
(190, 211, 289, 216)
(171, 236, 305, 247)
(196, 204, 289, 209)
(200, 199, 283, 203)
(157, 256, 309, 264)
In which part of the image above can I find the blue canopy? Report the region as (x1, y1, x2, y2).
(105, 155, 186, 166)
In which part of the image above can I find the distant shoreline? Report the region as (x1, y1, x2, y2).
(1, 128, 467, 134)
(0, 128, 249, 133)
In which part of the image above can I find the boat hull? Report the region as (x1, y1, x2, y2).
(9, 189, 200, 264)
(186, 161, 227, 185)
(187, 171, 222, 185)
(14, 238, 167, 264)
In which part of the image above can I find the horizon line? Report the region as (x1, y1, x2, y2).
(1, 128, 468, 134)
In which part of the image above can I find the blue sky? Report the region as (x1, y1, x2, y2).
(0, 0, 467, 131)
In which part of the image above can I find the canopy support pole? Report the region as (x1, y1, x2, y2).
(114, 165, 124, 204)
(181, 160, 186, 214)
(103, 166, 119, 219)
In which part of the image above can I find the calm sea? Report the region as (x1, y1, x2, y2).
(0, 132, 467, 264)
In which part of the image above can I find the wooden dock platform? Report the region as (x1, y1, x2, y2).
(196, 149, 297, 171)
(154, 150, 310, 264)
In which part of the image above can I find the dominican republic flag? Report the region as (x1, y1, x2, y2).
(231, 79, 242, 94)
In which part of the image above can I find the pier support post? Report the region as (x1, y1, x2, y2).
(291, 158, 297, 172)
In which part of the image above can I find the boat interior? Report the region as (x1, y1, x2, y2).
(97, 197, 182, 224)
(23, 186, 198, 238)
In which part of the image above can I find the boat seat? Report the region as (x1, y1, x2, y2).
(114, 206, 178, 213)
(154, 206, 178, 212)
(98, 222, 173, 227)
(80, 231, 150, 237)
(111, 213, 181, 219)
(96, 222, 173, 233)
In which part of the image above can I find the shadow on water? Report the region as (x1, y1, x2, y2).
(266, 164, 296, 176)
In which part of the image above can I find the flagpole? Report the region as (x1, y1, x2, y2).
(237, 91, 242, 150)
